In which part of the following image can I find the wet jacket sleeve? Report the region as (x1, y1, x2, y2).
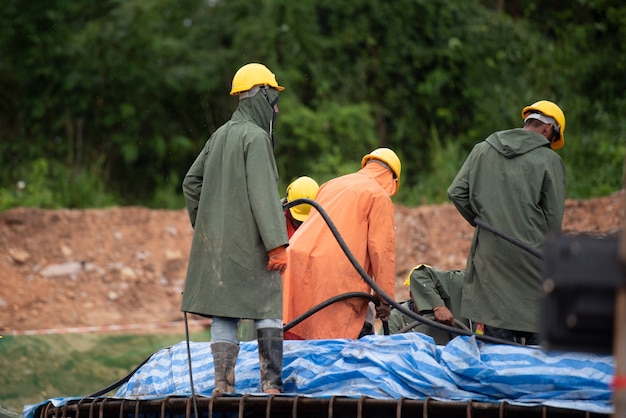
(182, 144, 208, 227)
(448, 149, 477, 227)
(409, 267, 448, 312)
(540, 156, 566, 232)
(366, 194, 396, 300)
(245, 133, 289, 251)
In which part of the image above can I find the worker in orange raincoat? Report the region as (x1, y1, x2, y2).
(282, 148, 401, 340)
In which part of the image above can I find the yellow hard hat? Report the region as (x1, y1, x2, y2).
(230, 63, 284, 95)
(361, 148, 401, 196)
(404, 263, 431, 286)
(521, 100, 566, 150)
(286, 176, 320, 222)
(404, 264, 432, 286)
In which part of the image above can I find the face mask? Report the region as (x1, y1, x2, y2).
(261, 88, 280, 147)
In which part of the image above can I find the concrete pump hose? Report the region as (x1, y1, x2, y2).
(474, 218, 543, 260)
(285, 198, 523, 347)
(283, 291, 380, 332)
(397, 318, 472, 335)
(88, 201, 531, 397)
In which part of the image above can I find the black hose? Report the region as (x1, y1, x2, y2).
(474, 218, 543, 260)
(88, 200, 525, 396)
(87, 315, 205, 400)
(283, 292, 379, 332)
(184, 311, 199, 418)
(397, 318, 472, 335)
(88, 348, 164, 397)
(284, 198, 522, 346)
(382, 318, 390, 335)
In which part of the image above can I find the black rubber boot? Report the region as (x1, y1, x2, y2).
(210, 342, 239, 396)
(257, 327, 283, 393)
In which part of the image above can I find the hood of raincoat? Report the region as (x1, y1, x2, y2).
(232, 88, 278, 135)
(360, 161, 397, 196)
(485, 128, 551, 159)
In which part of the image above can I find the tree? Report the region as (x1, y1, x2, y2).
(0, 0, 623, 209)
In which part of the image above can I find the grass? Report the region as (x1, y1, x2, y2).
(0, 330, 212, 414)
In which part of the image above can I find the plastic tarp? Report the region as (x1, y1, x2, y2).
(23, 334, 615, 417)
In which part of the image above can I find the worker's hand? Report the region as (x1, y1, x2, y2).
(375, 301, 391, 322)
(267, 246, 287, 274)
(433, 306, 455, 326)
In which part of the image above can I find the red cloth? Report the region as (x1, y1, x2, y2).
(284, 209, 299, 239)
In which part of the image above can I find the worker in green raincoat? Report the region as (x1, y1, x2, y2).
(447, 100, 567, 345)
(380, 264, 468, 345)
(181, 63, 289, 395)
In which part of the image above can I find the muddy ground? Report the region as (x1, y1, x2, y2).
(1, 190, 624, 334)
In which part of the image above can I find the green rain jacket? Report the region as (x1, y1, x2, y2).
(409, 264, 465, 324)
(380, 265, 468, 345)
(447, 128, 566, 332)
(180, 89, 289, 320)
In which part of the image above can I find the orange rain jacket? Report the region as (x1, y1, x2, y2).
(282, 163, 396, 339)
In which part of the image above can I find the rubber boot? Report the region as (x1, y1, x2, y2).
(257, 328, 283, 394)
(211, 342, 239, 396)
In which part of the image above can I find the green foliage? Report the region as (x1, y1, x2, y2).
(0, 158, 118, 210)
(0, 0, 624, 210)
(491, 0, 626, 198)
(275, 97, 378, 188)
(400, 139, 468, 206)
(149, 170, 186, 209)
(559, 99, 626, 198)
(0, 332, 208, 412)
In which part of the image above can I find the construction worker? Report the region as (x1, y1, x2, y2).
(243, 175, 319, 342)
(283, 176, 319, 238)
(181, 63, 288, 395)
(448, 100, 567, 345)
(380, 273, 420, 335)
(282, 148, 400, 340)
(381, 264, 468, 345)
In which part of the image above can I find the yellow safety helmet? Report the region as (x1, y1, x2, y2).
(361, 147, 402, 196)
(230, 63, 284, 95)
(404, 264, 431, 286)
(286, 176, 320, 222)
(521, 100, 566, 150)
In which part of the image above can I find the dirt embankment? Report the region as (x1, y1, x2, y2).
(1, 190, 624, 333)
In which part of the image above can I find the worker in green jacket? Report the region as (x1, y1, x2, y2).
(181, 63, 289, 395)
(447, 100, 567, 345)
(381, 264, 468, 345)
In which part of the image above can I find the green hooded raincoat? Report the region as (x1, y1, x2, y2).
(448, 128, 566, 332)
(181, 89, 289, 320)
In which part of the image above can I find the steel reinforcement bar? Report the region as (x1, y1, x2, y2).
(33, 395, 607, 418)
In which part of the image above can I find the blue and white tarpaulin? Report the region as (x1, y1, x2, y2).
(114, 333, 614, 414)
(23, 333, 615, 417)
